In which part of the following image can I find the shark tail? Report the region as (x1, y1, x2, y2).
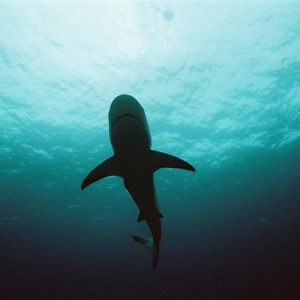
(132, 236, 159, 270)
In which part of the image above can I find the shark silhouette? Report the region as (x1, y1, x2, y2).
(81, 94, 195, 270)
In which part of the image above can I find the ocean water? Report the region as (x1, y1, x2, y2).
(1, 1, 300, 299)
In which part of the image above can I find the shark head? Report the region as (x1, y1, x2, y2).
(109, 94, 151, 155)
(109, 94, 145, 127)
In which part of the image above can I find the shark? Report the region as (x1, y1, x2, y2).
(81, 94, 195, 270)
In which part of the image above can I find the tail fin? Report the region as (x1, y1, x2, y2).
(132, 236, 160, 270)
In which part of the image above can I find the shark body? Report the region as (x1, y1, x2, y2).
(81, 94, 195, 269)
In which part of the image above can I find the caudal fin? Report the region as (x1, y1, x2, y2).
(132, 236, 160, 270)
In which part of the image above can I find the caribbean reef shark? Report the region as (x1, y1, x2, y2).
(81, 94, 195, 270)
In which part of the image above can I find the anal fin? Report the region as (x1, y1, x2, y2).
(138, 212, 145, 222)
(137, 209, 163, 222)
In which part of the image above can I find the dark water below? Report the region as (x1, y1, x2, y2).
(1, 143, 299, 299)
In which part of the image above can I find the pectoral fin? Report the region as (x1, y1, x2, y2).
(81, 156, 120, 190)
(150, 150, 196, 172)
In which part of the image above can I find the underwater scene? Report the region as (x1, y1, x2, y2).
(0, 1, 299, 299)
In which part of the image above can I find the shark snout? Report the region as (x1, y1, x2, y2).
(109, 94, 145, 128)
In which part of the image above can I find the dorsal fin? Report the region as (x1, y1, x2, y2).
(150, 150, 196, 173)
(81, 156, 120, 190)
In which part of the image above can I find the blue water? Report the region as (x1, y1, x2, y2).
(1, 2, 300, 299)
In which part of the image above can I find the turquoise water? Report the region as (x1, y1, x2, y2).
(1, 2, 300, 299)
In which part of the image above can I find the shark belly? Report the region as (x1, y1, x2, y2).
(110, 116, 150, 157)
(81, 94, 196, 270)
